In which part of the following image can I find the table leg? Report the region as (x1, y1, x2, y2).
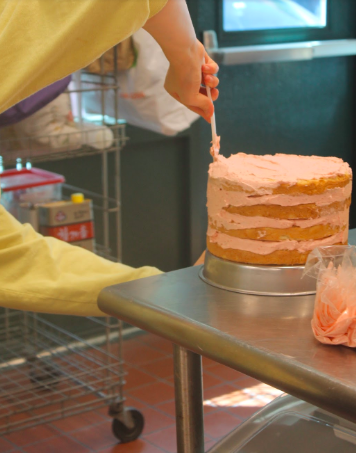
(173, 345, 205, 453)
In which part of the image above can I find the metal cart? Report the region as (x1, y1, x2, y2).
(0, 50, 144, 442)
(0, 311, 143, 442)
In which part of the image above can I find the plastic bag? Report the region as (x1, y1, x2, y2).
(82, 29, 199, 136)
(303, 246, 356, 347)
(1, 93, 114, 154)
(85, 37, 136, 73)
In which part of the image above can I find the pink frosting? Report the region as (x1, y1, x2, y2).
(310, 253, 356, 347)
(209, 153, 352, 193)
(210, 136, 220, 161)
(207, 183, 351, 216)
(207, 227, 348, 255)
(211, 209, 350, 231)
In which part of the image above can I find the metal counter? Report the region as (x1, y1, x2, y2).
(98, 250, 356, 452)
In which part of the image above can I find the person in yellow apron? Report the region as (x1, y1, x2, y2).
(0, 0, 219, 316)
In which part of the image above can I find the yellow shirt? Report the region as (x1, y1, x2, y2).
(0, 0, 167, 113)
(0, 0, 168, 315)
(0, 205, 162, 316)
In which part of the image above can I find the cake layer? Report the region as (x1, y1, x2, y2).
(209, 223, 346, 242)
(219, 174, 350, 196)
(223, 198, 351, 220)
(207, 227, 348, 255)
(207, 240, 346, 265)
(209, 210, 349, 230)
(207, 181, 352, 211)
(209, 153, 352, 196)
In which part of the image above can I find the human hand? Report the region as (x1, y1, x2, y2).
(164, 40, 219, 123)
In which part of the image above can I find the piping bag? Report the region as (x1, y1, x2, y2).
(303, 245, 356, 347)
(206, 86, 220, 161)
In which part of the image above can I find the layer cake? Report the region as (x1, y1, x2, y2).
(207, 153, 352, 265)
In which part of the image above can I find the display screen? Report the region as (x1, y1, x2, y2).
(223, 0, 327, 32)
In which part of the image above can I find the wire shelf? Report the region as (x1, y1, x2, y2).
(61, 183, 120, 262)
(0, 311, 125, 435)
(0, 123, 127, 166)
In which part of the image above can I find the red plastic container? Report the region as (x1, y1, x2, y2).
(0, 168, 65, 219)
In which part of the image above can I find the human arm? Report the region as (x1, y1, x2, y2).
(143, 0, 219, 123)
(0, 205, 162, 317)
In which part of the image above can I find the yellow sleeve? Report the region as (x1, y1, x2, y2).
(0, 0, 168, 114)
(149, 0, 169, 18)
(0, 205, 162, 317)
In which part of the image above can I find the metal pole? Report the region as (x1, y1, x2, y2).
(173, 345, 205, 453)
(102, 151, 109, 252)
(99, 56, 110, 254)
(113, 45, 122, 263)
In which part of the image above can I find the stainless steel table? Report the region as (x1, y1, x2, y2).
(98, 261, 356, 452)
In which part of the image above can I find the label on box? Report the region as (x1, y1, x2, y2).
(40, 221, 94, 243)
(38, 200, 93, 226)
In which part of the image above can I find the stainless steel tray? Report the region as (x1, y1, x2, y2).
(199, 250, 316, 296)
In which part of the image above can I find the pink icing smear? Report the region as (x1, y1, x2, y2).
(210, 136, 220, 162)
(207, 183, 352, 215)
(209, 153, 352, 192)
(210, 209, 349, 231)
(207, 227, 348, 255)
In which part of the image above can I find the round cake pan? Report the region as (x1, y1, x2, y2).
(199, 251, 316, 296)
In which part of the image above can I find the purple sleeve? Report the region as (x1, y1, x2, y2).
(0, 76, 72, 128)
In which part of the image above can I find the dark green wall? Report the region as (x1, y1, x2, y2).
(40, 125, 193, 272)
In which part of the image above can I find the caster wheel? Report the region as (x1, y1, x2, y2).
(112, 408, 144, 443)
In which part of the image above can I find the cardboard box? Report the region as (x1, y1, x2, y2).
(38, 199, 96, 252)
(39, 221, 94, 243)
(38, 200, 93, 227)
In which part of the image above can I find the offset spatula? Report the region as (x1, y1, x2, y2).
(206, 86, 220, 161)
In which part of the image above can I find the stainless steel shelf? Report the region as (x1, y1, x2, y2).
(204, 31, 356, 66)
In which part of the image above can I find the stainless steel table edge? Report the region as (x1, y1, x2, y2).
(98, 274, 356, 424)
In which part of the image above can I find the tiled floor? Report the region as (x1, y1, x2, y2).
(0, 333, 282, 453)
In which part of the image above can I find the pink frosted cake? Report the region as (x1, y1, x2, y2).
(207, 153, 352, 265)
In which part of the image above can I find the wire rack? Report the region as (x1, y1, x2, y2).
(0, 311, 126, 435)
(61, 183, 120, 262)
(0, 48, 144, 442)
(0, 123, 128, 166)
